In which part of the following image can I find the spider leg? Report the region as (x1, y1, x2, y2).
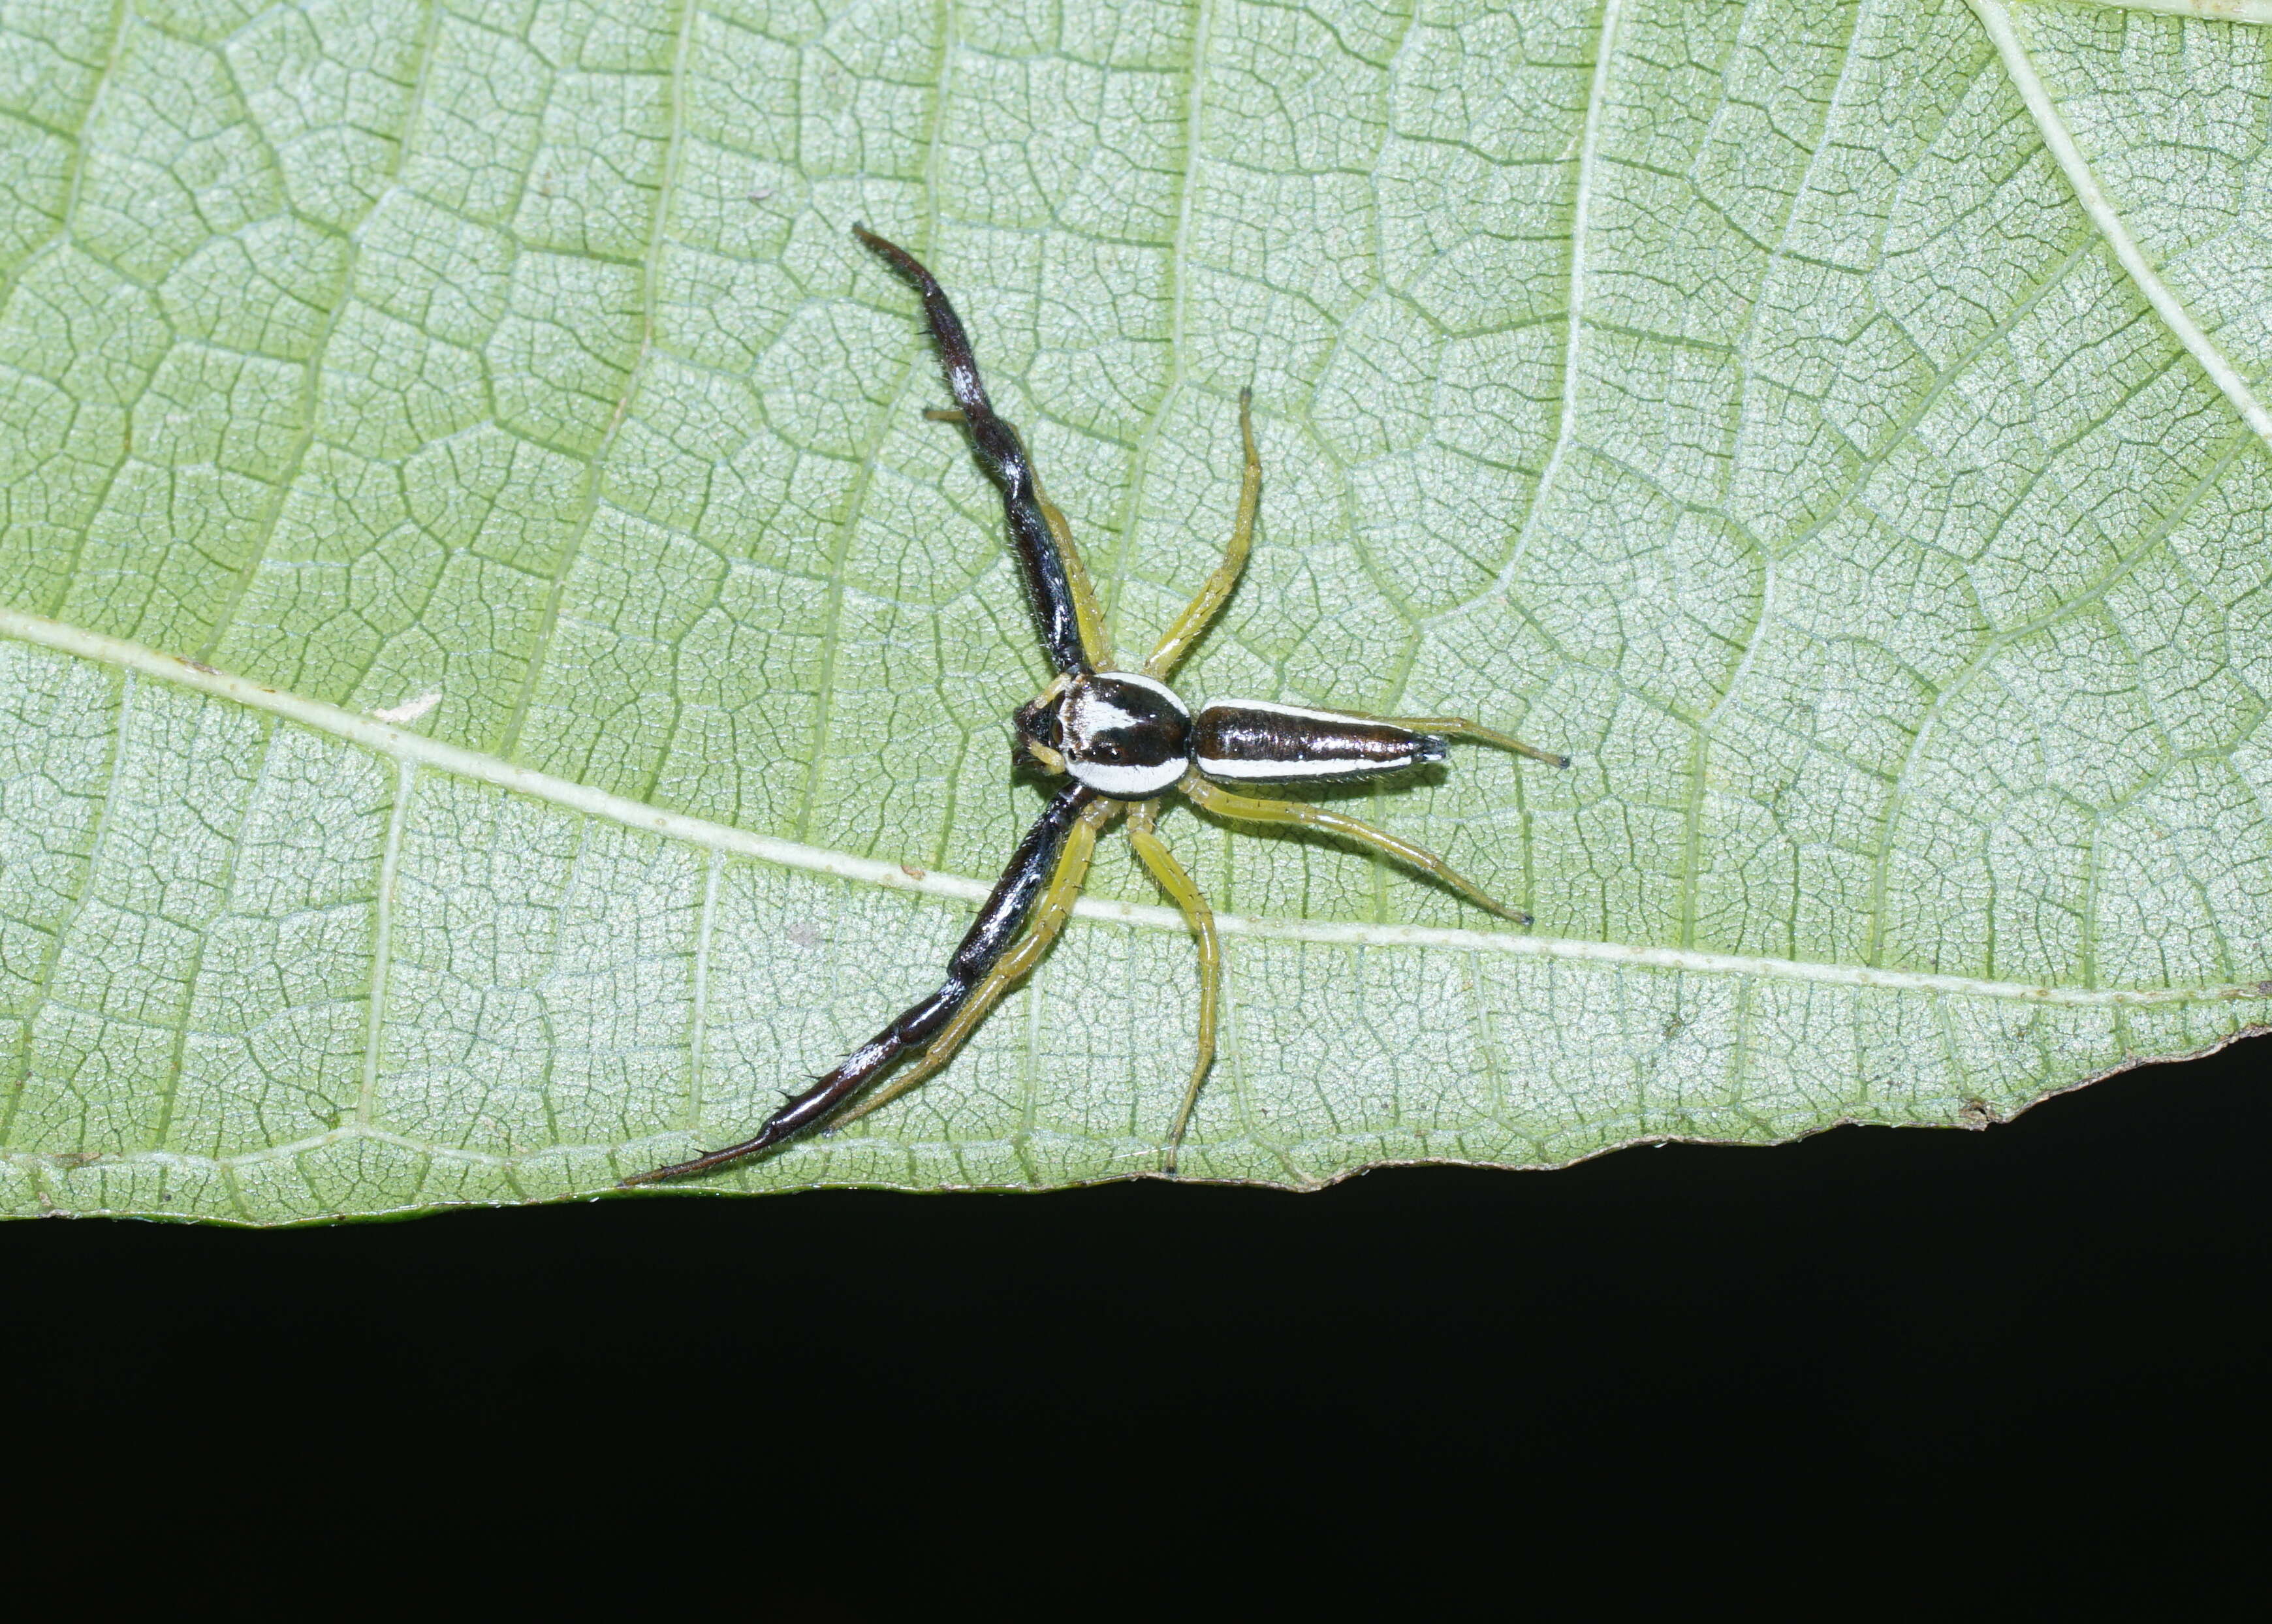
(1144, 387, 1259, 682)
(1042, 492, 1112, 669)
(834, 795, 1118, 1130)
(1124, 799, 1220, 1174)
(932, 402, 1114, 665)
(622, 785, 1103, 1184)
(1375, 715, 1570, 769)
(1179, 771, 1530, 926)
(857, 225, 1098, 674)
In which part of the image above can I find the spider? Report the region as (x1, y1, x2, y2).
(625, 225, 1568, 1185)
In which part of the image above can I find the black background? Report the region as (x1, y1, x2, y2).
(4, 1034, 2263, 1613)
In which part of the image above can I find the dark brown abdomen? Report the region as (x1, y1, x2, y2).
(1190, 700, 1446, 785)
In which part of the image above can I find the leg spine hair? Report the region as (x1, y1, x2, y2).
(623, 785, 1099, 1183)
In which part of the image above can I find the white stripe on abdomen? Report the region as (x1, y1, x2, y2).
(1191, 748, 1421, 781)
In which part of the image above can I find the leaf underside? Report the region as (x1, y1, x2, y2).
(2, 0, 2269, 1222)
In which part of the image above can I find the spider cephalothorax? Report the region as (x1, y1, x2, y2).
(1018, 670, 1191, 797)
(623, 226, 1568, 1186)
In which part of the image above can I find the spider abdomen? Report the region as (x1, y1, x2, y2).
(1191, 700, 1446, 785)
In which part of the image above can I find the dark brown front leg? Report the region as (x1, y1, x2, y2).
(623, 784, 1099, 1183)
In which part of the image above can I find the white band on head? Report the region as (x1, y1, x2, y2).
(1069, 757, 1188, 798)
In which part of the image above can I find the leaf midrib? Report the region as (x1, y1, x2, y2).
(6, 604, 2262, 1012)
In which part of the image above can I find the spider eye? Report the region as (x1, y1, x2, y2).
(1013, 692, 1067, 774)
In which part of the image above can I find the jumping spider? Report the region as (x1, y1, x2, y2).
(625, 226, 1566, 1183)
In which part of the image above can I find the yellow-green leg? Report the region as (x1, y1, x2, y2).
(1380, 715, 1570, 769)
(1179, 772, 1530, 925)
(1125, 800, 1220, 1173)
(834, 796, 1120, 1129)
(1144, 388, 1259, 682)
(1043, 494, 1114, 670)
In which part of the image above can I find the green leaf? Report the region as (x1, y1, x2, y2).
(3, 0, 2269, 1222)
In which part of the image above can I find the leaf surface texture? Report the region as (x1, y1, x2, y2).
(1, 0, 2268, 1219)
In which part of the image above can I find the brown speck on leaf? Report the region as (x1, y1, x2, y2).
(1958, 1097, 1994, 1129)
(178, 657, 219, 676)
(900, 862, 927, 881)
